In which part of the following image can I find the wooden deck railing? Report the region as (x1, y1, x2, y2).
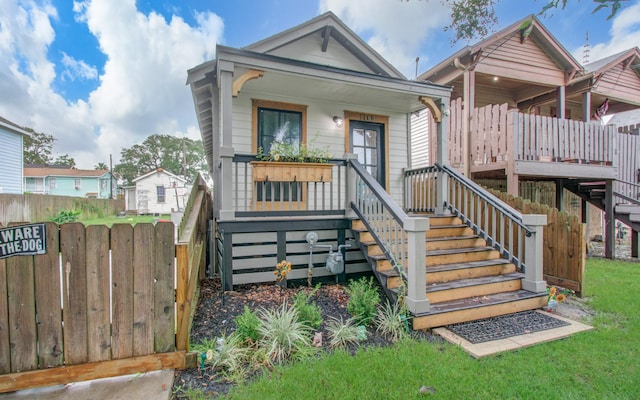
(404, 164, 547, 293)
(230, 154, 347, 217)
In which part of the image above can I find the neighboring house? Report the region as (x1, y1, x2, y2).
(24, 166, 116, 199)
(187, 12, 549, 330)
(415, 15, 640, 259)
(124, 168, 190, 215)
(0, 116, 30, 194)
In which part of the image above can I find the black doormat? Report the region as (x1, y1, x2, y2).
(445, 311, 570, 344)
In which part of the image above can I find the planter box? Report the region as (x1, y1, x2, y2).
(251, 161, 333, 182)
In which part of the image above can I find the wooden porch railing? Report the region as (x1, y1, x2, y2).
(228, 154, 347, 217)
(349, 159, 430, 314)
(404, 164, 547, 293)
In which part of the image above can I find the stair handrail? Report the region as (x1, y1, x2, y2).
(349, 158, 430, 314)
(614, 178, 640, 206)
(437, 163, 531, 234)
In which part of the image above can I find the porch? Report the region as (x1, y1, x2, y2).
(214, 152, 548, 329)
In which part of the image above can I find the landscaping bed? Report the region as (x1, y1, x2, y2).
(171, 277, 439, 399)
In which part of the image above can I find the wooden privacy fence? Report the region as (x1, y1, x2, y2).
(0, 222, 182, 393)
(488, 190, 586, 295)
(0, 177, 211, 393)
(0, 194, 124, 226)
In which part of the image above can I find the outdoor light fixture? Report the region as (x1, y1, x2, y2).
(333, 116, 344, 127)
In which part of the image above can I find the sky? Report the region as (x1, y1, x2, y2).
(1, 0, 639, 169)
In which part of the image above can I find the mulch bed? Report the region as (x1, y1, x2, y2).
(171, 276, 440, 398)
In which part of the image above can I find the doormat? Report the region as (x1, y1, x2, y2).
(445, 310, 570, 344)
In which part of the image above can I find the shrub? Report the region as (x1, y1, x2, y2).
(190, 333, 248, 380)
(234, 306, 261, 344)
(375, 301, 409, 343)
(291, 285, 323, 329)
(326, 316, 361, 349)
(50, 209, 81, 224)
(345, 276, 380, 326)
(257, 302, 313, 365)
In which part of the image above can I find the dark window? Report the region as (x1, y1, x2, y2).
(156, 185, 166, 203)
(258, 107, 302, 154)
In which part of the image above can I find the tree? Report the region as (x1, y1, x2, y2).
(23, 129, 55, 165)
(404, 0, 630, 43)
(22, 129, 76, 167)
(94, 162, 108, 170)
(53, 154, 76, 168)
(114, 134, 207, 185)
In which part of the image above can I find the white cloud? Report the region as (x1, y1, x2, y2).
(0, 0, 222, 168)
(574, 1, 640, 61)
(60, 52, 98, 81)
(318, 0, 450, 78)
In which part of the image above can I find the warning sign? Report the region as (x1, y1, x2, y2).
(0, 224, 47, 259)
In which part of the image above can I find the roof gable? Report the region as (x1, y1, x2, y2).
(244, 11, 404, 79)
(133, 168, 187, 183)
(420, 15, 582, 85)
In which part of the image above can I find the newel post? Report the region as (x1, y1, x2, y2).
(404, 216, 430, 314)
(344, 153, 358, 219)
(218, 146, 235, 221)
(521, 214, 547, 293)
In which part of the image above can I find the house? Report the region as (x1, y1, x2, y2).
(416, 15, 640, 259)
(187, 12, 549, 330)
(0, 116, 30, 194)
(124, 168, 190, 215)
(23, 166, 116, 199)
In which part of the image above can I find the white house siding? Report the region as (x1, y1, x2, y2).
(268, 33, 371, 74)
(134, 171, 191, 215)
(0, 129, 23, 194)
(410, 108, 430, 169)
(231, 91, 411, 207)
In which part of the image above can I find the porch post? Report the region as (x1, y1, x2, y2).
(556, 86, 566, 119)
(632, 230, 639, 258)
(404, 216, 430, 314)
(462, 70, 475, 177)
(344, 153, 358, 219)
(581, 92, 591, 122)
(555, 179, 564, 211)
(521, 214, 547, 293)
(436, 98, 450, 215)
(506, 110, 519, 196)
(218, 60, 235, 220)
(604, 179, 615, 259)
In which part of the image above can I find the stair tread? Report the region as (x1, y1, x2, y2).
(427, 246, 496, 256)
(426, 272, 523, 292)
(426, 235, 479, 242)
(415, 290, 545, 316)
(426, 258, 513, 273)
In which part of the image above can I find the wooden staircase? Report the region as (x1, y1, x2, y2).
(352, 215, 547, 330)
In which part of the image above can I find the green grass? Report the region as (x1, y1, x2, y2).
(79, 214, 171, 227)
(223, 258, 640, 399)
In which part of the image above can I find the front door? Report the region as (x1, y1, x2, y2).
(350, 121, 385, 187)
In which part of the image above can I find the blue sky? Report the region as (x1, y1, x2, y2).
(1, 0, 638, 168)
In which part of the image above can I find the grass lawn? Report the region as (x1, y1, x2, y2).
(79, 214, 171, 227)
(222, 258, 640, 400)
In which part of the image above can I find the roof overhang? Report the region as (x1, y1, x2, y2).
(188, 45, 452, 168)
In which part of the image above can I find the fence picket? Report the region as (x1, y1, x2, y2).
(7, 249, 37, 372)
(0, 246, 8, 374)
(34, 222, 63, 368)
(154, 222, 176, 353)
(133, 224, 155, 357)
(86, 225, 111, 362)
(60, 223, 88, 366)
(111, 224, 134, 360)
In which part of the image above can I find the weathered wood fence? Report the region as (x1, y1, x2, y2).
(0, 175, 211, 393)
(0, 193, 124, 226)
(489, 190, 586, 295)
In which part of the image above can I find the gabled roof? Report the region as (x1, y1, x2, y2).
(583, 47, 640, 76)
(243, 11, 405, 79)
(133, 168, 187, 184)
(24, 168, 109, 178)
(419, 14, 582, 83)
(0, 116, 30, 137)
